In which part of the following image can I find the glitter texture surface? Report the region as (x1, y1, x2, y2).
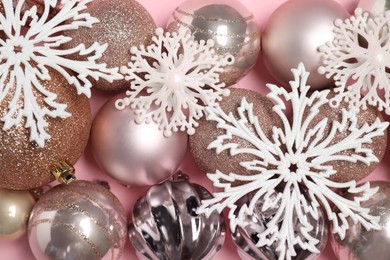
(62, 0, 156, 91)
(0, 69, 92, 190)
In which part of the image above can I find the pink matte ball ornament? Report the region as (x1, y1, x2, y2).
(91, 93, 188, 187)
(262, 0, 349, 90)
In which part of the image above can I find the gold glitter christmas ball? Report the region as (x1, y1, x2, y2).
(0, 69, 92, 190)
(304, 92, 387, 183)
(62, 0, 156, 91)
(190, 88, 282, 179)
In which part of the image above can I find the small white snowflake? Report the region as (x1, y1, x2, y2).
(319, 8, 390, 113)
(197, 63, 388, 260)
(0, 0, 123, 147)
(116, 28, 234, 137)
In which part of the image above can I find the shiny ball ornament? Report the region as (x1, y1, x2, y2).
(358, 0, 390, 15)
(28, 180, 127, 260)
(232, 192, 328, 260)
(0, 69, 91, 190)
(331, 181, 390, 260)
(262, 0, 348, 90)
(304, 95, 387, 183)
(62, 0, 156, 91)
(129, 173, 225, 260)
(0, 189, 35, 240)
(190, 88, 282, 179)
(167, 0, 260, 87)
(91, 93, 188, 187)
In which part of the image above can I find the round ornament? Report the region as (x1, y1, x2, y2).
(304, 94, 387, 183)
(0, 68, 91, 190)
(129, 173, 225, 260)
(190, 88, 282, 179)
(262, 0, 349, 90)
(28, 180, 127, 260)
(91, 93, 188, 187)
(62, 0, 156, 91)
(232, 191, 328, 260)
(0, 189, 35, 240)
(167, 0, 260, 87)
(358, 0, 390, 15)
(331, 181, 390, 260)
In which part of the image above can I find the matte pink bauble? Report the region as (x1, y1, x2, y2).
(262, 0, 349, 90)
(91, 93, 188, 187)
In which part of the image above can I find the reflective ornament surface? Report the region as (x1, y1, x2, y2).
(0, 68, 91, 190)
(232, 192, 328, 260)
(262, 0, 348, 90)
(331, 181, 390, 260)
(129, 173, 225, 260)
(358, 0, 390, 15)
(167, 0, 260, 86)
(28, 180, 127, 260)
(0, 189, 35, 240)
(91, 93, 188, 187)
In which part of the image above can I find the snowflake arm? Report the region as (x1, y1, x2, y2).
(116, 27, 234, 136)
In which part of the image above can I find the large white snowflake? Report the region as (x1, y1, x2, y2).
(197, 63, 388, 260)
(0, 0, 123, 147)
(116, 28, 234, 137)
(318, 8, 390, 113)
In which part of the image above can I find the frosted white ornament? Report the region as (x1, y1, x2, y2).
(116, 28, 234, 137)
(0, 0, 123, 147)
(319, 8, 390, 114)
(197, 63, 389, 260)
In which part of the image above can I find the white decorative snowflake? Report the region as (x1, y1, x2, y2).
(0, 0, 123, 147)
(116, 28, 234, 137)
(197, 63, 388, 260)
(319, 8, 390, 114)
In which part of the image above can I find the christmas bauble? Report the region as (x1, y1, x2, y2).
(0, 68, 91, 190)
(0, 189, 35, 240)
(262, 0, 348, 90)
(304, 93, 387, 183)
(62, 0, 156, 91)
(232, 191, 328, 260)
(28, 180, 127, 260)
(331, 181, 390, 260)
(91, 93, 188, 187)
(167, 0, 260, 87)
(129, 173, 225, 259)
(190, 88, 282, 179)
(358, 0, 390, 15)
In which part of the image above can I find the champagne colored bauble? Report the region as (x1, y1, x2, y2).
(305, 94, 387, 183)
(232, 192, 328, 260)
(262, 0, 349, 90)
(0, 189, 35, 240)
(167, 0, 260, 87)
(190, 88, 282, 178)
(331, 181, 390, 260)
(62, 0, 156, 91)
(129, 173, 225, 260)
(358, 0, 390, 15)
(91, 93, 188, 187)
(28, 180, 127, 260)
(0, 69, 91, 190)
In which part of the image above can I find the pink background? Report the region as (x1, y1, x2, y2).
(1, 0, 387, 259)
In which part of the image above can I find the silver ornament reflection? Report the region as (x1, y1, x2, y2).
(28, 181, 127, 260)
(129, 172, 225, 260)
(167, 0, 260, 86)
(262, 0, 348, 90)
(358, 0, 390, 15)
(331, 181, 390, 260)
(232, 192, 328, 260)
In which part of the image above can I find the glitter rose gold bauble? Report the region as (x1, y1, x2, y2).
(304, 93, 387, 183)
(190, 88, 282, 178)
(0, 69, 91, 190)
(62, 0, 156, 91)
